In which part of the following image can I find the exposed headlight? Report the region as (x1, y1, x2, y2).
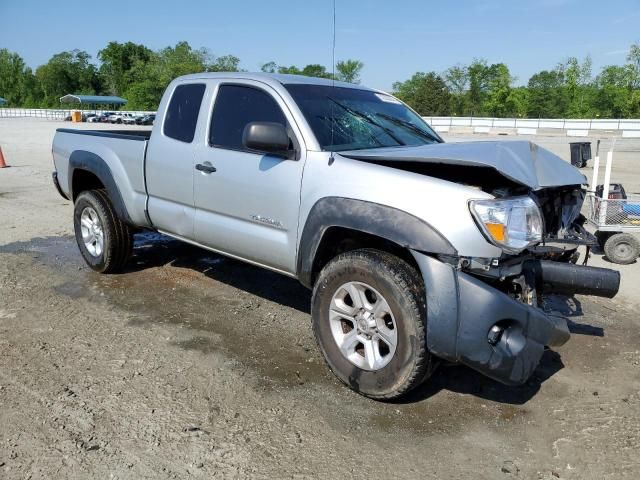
(470, 196, 543, 253)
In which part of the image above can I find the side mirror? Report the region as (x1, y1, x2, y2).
(242, 122, 290, 156)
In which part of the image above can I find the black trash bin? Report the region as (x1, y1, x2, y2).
(569, 142, 592, 168)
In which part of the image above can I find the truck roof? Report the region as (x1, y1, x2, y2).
(174, 72, 375, 91)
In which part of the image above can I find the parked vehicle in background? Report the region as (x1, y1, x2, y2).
(64, 112, 98, 122)
(109, 113, 136, 124)
(122, 114, 140, 125)
(87, 114, 101, 123)
(136, 113, 156, 125)
(51, 73, 621, 400)
(98, 112, 115, 123)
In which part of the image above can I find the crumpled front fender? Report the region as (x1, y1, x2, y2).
(411, 251, 570, 385)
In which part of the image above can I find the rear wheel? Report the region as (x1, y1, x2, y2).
(311, 249, 432, 400)
(73, 190, 132, 273)
(604, 233, 639, 265)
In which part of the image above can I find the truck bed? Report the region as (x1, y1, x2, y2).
(52, 128, 152, 227)
(56, 128, 152, 141)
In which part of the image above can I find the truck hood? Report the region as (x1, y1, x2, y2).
(339, 140, 587, 190)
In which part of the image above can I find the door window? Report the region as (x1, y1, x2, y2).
(163, 83, 206, 143)
(209, 85, 287, 150)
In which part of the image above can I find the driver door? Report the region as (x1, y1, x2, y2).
(192, 81, 306, 274)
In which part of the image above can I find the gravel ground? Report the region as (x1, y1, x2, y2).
(1, 118, 639, 479)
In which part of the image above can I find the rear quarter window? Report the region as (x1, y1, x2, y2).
(163, 83, 206, 143)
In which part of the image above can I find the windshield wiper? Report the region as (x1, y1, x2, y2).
(375, 113, 441, 143)
(327, 97, 405, 146)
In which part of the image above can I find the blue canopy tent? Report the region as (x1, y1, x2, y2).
(59, 94, 127, 109)
(0, 97, 7, 106)
(59, 95, 128, 121)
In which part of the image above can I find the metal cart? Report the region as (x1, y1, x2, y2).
(584, 140, 640, 264)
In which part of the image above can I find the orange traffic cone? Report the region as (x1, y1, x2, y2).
(0, 146, 7, 168)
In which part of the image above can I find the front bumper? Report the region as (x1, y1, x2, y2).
(411, 251, 570, 385)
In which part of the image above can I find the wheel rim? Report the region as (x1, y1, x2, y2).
(614, 241, 633, 261)
(329, 281, 398, 371)
(80, 207, 104, 257)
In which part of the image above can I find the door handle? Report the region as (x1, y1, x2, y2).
(195, 163, 217, 173)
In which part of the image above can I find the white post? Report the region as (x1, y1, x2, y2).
(598, 148, 614, 224)
(590, 150, 600, 193)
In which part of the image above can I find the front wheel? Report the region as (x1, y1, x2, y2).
(311, 249, 432, 400)
(73, 190, 132, 273)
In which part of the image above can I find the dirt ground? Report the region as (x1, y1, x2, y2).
(1, 118, 639, 479)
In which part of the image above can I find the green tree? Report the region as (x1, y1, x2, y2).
(301, 64, 332, 78)
(335, 59, 364, 84)
(0, 49, 41, 106)
(98, 41, 153, 96)
(625, 44, 640, 116)
(594, 65, 634, 117)
(392, 72, 451, 115)
(122, 58, 164, 110)
(270, 63, 336, 79)
(276, 65, 302, 75)
(121, 42, 240, 109)
(35, 50, 101, 106)
(207, 54, 241, 72)
(505, 87, 529, 117)
(526, 70, 567, 118)
(4, 39, 640, 118)
(444, 64, 468, 115)
(157, 41, 209, 80)
(627, 42, 640, 89)
(466, 59, 492, 115)
(558, 56, 593, 117)
(260, 61, 278, 73)
(483, 63, 514, 117)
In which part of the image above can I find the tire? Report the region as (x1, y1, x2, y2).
(73, 189, 133, 273)
(311, 249, 432, 400)
(604, 233, 640, 265)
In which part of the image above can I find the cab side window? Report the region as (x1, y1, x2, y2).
(209, 85, 287, 150)
(164, 83, 206, 143)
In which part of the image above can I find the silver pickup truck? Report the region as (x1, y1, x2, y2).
(52, 73, 620, 400)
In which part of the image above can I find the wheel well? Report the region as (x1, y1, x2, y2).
(310, 226, 419, 285)
(72, 169, 104, 201)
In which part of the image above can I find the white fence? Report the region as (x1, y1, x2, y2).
(1, 108, 640, 134)
(0, 108, 71, 120)
(0, 108, 155, 120)
(422, 116, 640, 133)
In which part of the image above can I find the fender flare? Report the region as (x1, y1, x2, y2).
(296, 197, 457, 287)
(68, 150, 133, 224)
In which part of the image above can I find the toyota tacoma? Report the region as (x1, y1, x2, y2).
(52, 73, 620, 400)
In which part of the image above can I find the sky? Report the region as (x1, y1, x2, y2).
(1, 0, 639, 91)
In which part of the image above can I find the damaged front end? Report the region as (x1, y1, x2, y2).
(531, 186, 597, 256)
(345, 140, 621, 385)
(411, 184, 620, 385)
(418, 185, 620, 385)
(412, 246, 620, 385)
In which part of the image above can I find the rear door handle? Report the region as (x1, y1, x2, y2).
(195, 163, 217, 173)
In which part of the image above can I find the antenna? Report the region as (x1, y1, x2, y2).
(331, 0, 336, 79)
(329, 0, 336, 164)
